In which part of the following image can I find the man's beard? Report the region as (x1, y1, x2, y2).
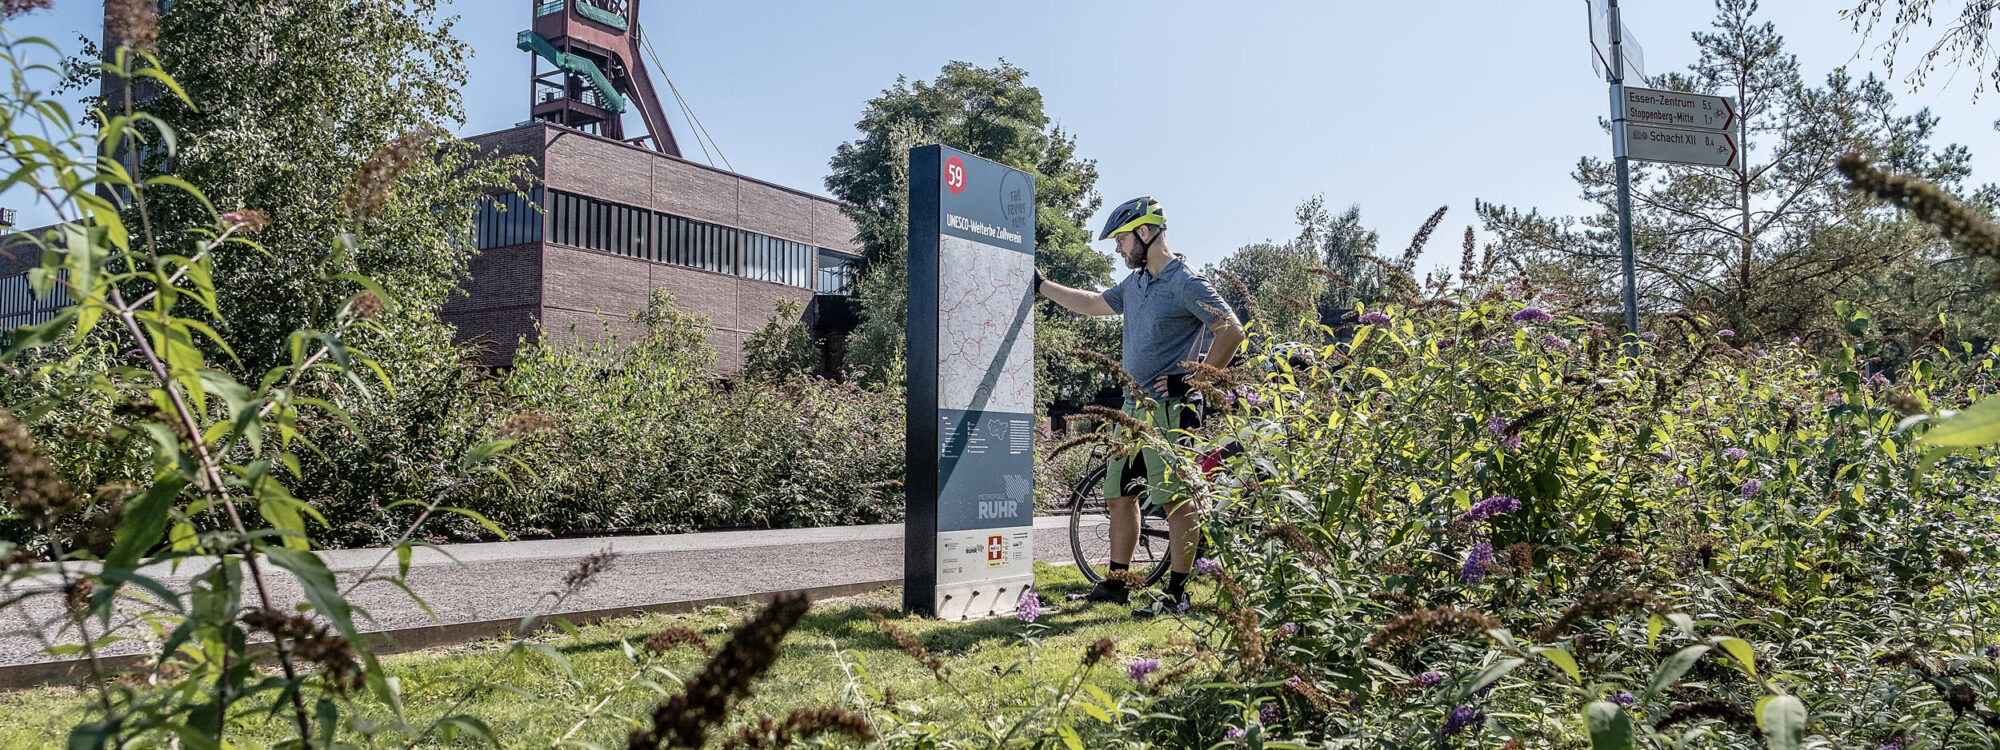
(1122, 248, 1146, 270)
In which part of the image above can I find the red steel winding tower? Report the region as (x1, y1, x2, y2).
(520, 0, 681, 155)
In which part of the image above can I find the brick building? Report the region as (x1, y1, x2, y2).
(453, 124, 862, 373)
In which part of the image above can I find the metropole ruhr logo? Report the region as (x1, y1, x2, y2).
(944, 156, 967, 194)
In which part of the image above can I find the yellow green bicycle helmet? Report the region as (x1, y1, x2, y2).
(1097, 196, 1166, 241)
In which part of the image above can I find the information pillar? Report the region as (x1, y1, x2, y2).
(904, 145, 1037, 620)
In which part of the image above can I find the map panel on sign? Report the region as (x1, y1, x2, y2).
(937, 234, 1035, 414)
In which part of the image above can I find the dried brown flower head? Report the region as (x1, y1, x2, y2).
(1535, 589, 1669, 643)
(1367, 607, 1502, 649)
(63, 578, 95, 614)
(1144, 659, 1202, 695)
(1078, 404, 1156, 439)
(563, 547, 619, 593)
(0, 545, 37, 573)
(1506, 542, 1536, 575)
(1653, 700, 1763, 740)
(1940, 548, 1971, 571)
(719, 707, 874, 750)
(241, 607, 365, 693)
(1286, 672, 1337, 713)
(221, 209, 270, 234)
(2, 0, 49, 20)
(343, 129, 436, 219)
(1106, 569, 1150, 589)
(1213, 270, 1263, 324)
(1590, 547, 1643, 567)
(496, 411, 556, 440)
(868, 611, 948, 681)
(1367, 589, 1417, 610)
(629, 593, 811, 750)
(1840, 153, 2000, 280)
(0, 409, 77, 522)
(644, 626, 712, 656)
(105, 0, 158, 53)
(1048, 431, 1130, 463)
(1083, 637, 1115, 668)
(1068, 348, 1147, 401)
(1947, 683, 1976, 716)
(1260, 524, 1330, 567)
(348, 291, 385, 320)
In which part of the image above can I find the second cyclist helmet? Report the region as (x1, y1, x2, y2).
(1097, 196, 1166, 241)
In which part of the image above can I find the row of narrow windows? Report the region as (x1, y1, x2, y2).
(0, 270, 70, 332)
(473, 189, 858, 295)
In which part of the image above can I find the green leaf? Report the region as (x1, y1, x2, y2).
(460, 439, 519, 472)
(1058, 724, 1084, 750)
(1642, 645, 1710, 705)
(1536, 647, 1582, 684)
(1921, 396, 2000, 447)
(1457, 657, 1525, 702)
(105, 475, 185, 570)
(1715, 637, 1757, 680)
(1, 308, 76, 361)
(264, 547, 357, 639)
(1760, 695, 1805, 750)
(1584, 701, 1633, 750)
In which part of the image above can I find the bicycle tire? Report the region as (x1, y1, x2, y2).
(1066, 454, 1174, 586)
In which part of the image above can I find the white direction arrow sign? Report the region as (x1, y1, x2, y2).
(1624, 86, 1735, 131)
(1626, 124, 1741, 170)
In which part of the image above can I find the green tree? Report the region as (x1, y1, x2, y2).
(1479, 0, 1991, 344)
(742, 297, 819, 383)
(824, 60, 1113, 392)
(1844, 0, 1998, 98)
(1294, 196, 1384, 316)
(1210, 241, 1327, 342)
(76, 0, 525, 375)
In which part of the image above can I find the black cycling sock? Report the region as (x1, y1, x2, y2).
(1165, 571, 1190, 597)
(1104, 561, 1130, 588)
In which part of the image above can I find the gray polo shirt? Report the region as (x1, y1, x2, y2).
(1101, 257, 1239, 398)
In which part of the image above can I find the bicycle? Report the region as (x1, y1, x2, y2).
(1063, 442, 1242, 586)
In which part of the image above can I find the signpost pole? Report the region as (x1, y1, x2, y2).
(1608, 0, 1641, 356)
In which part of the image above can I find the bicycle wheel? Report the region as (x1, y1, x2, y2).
(1066, 451, 1174, 586)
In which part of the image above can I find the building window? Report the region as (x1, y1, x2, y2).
(817, 250, 857, 295)
(544, 189, 843, 292)
(472, 188, 543, 250)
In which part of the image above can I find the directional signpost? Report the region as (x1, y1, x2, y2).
(904, 145, 1037, 621)
(1593, 0, 1741, 352)
(1622, 87, 1740, 170)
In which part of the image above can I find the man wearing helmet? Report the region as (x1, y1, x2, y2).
(1034, 196, 1245, 616)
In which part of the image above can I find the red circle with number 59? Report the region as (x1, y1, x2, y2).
(944, 156, 967, 194)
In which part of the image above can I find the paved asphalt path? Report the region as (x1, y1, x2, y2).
(1, 516, 1106, 676)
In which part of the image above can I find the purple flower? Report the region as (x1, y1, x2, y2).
(1439, 705, 1485, 736)
(1723, 448, 1748, 461)
(1943, 511, 1960, 522)
(1869, 372, 1891, 388)
(1540, 333, 1573, 354)
(1455, 496, 1521, 525)
(1175, 599, 1192, 613)
(1126, 658, 1160, 681)
(1640, 332, 1658, 341)
(1672, 475, 1690, 488)
(1461, 542, 1494, 584)
(1740, 479, 1763, 497)
(1260, 704, 1281, 724)
(1194, 557, 1224, 576)
(1511, 307, 1553, 324)
(1610, 691, 1635, 706)
(1276, 622, 1298, 636)
(1359, 311, 1392, 326)
(1802, 372, 1818, 381)
(1285, 676, 1304, 690)
(1717, 329, 1735, 337)
(1487, 414, 1506, 436)
(1415, 671, 1444, 687)
(1224, 728, 1246, 742)
(1502, 435, 1523, 453)
(1881, 744, 1902, 750)
(1982, 645, 2000, 658)
(1015, 590, 1042, 623)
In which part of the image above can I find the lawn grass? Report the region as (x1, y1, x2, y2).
(0, 563, 1203, 748)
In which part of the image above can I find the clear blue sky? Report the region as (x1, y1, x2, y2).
(5, 1, 1994, 275)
